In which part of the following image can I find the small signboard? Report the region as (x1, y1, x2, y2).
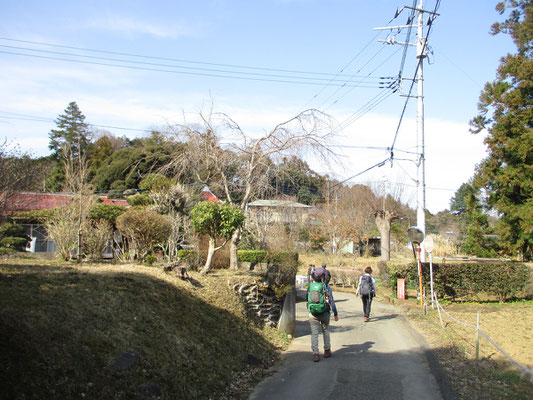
(397, 278, 406, 300)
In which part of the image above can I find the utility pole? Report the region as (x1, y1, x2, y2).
(415, 0, 427, 261)
(374, 1, 439, 261)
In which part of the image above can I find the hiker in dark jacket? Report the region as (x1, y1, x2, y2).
(355, 266, 376, 322)
(307, 267, 338, 362)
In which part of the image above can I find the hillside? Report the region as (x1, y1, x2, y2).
(0, 259, 288, 399)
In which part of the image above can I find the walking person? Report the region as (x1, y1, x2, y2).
(355, 266, 376, 322)
(307, 267, 338, 362)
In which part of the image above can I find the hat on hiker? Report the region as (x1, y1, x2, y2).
(313, 267, 324, 278)
(321, 263, 327, 268)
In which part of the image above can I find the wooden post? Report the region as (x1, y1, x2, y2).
(475, 311, 480, 360)
(416, 247, 423, 307)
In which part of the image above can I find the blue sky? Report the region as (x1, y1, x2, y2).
(0, 0, 515, 213)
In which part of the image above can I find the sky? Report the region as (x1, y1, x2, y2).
(0, 0, 516, 214)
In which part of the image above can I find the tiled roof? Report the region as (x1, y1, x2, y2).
(247, 200, 311, 208)
(3, 192, 130, 213)
(200, 186, 223, 203)
(4, 192, 74, 212)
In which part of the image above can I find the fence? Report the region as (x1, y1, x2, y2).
(432, 293, 533, 383)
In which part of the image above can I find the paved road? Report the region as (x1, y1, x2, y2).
(249, 290, 456, 400)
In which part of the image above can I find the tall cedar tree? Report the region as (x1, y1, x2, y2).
(470, 1, 533, 260)
(49, 101, 91, 160)
(46, 102, 91, 191)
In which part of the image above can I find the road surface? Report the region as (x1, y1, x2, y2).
(249, 289, 456, 400)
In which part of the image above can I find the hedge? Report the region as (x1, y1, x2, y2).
(237, 250, 268, 263)
(382, 261, 530, 302)
(177, 249, 205, 264)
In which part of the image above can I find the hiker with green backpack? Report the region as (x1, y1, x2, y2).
(307, 267, 338, 362)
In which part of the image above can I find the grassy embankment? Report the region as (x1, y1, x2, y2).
(0, 258, 289, 400)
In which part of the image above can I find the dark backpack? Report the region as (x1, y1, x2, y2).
(359, 275, 373, 296)
(308, 282, 328, 315)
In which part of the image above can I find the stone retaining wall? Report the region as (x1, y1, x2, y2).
(229, 280, 282, 328)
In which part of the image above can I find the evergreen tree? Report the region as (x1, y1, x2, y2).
(449, 182, 472, 215)
(462, 185, 497, 258)
(46, 102, 91, 191)
(470, 1, 533, 260)
(49, 101, 91, 160)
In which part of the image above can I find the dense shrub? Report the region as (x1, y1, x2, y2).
(380, 262, 413, 294)
(178, 249, 205, 268)
(423, 262, 530, 302)
(116, 209, 172, 260)
(237, 250, 268, 263)
(0, 222, 30, 252)
(383, 261, 530, 302)
(89, 203, 127, 226)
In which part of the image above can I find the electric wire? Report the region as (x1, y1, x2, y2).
(389, 0, 441, 163)
(321, 45, 399, 112)
(0, 49, 389, 88)
(0, 44, 388, 86)
(0, 36, 362, 78)
(298, 8, 404, 112)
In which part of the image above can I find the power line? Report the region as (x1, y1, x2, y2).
(0, 49, 390, 88)
(0, 44, 389, 86)
(0, 36, 364, 78)
(0, 112, 154, 133)
(299, 7, 405, 112)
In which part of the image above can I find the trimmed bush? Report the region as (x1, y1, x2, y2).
(383, 261, 530, 302)
(237, 250, 268, 263)
(422, 262, 529, 302)
(0, 223, 30, 252)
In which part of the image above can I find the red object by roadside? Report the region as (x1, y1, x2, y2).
(397, 279, 406, 300)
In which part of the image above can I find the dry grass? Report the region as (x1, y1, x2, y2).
(401, 298, 533, 399)
(0, 258, 289, 400)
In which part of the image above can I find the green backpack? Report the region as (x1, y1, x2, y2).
(308, 281, 328, 315)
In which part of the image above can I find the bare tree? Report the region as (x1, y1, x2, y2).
(366, 179, 411, 261)
(149, 184, 194, 262)
(163, 108, 337, 269)
(0, 141, 42, 220)
(314, 184, 375, 254)
(60, 139, 94, 262)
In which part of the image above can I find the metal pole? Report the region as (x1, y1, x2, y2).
(416, 0, 427, 262)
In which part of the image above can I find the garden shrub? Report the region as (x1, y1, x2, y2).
(178, 249, 205, 269)
(380, 262, 413, 295)
(89, 203, 127, 226)
(0, 222, 30, 252)
(420, 262, 530, 302)
(237, 250, 268, 263)
(116, 209, 172, 261)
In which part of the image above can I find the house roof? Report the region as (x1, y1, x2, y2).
(100, 197, 129, 207)
(4, 192, 74, 212)
(247, 200, 311, 208)
(200, 186, 223, 203)
(3, 192, 129, 214)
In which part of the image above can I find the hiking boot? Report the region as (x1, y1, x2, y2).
(313, 353, 320, 362)
(324, 349, 332, 358)
(364, 317, 369, 322)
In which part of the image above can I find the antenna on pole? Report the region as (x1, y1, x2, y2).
(374, 1, 439, 261)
